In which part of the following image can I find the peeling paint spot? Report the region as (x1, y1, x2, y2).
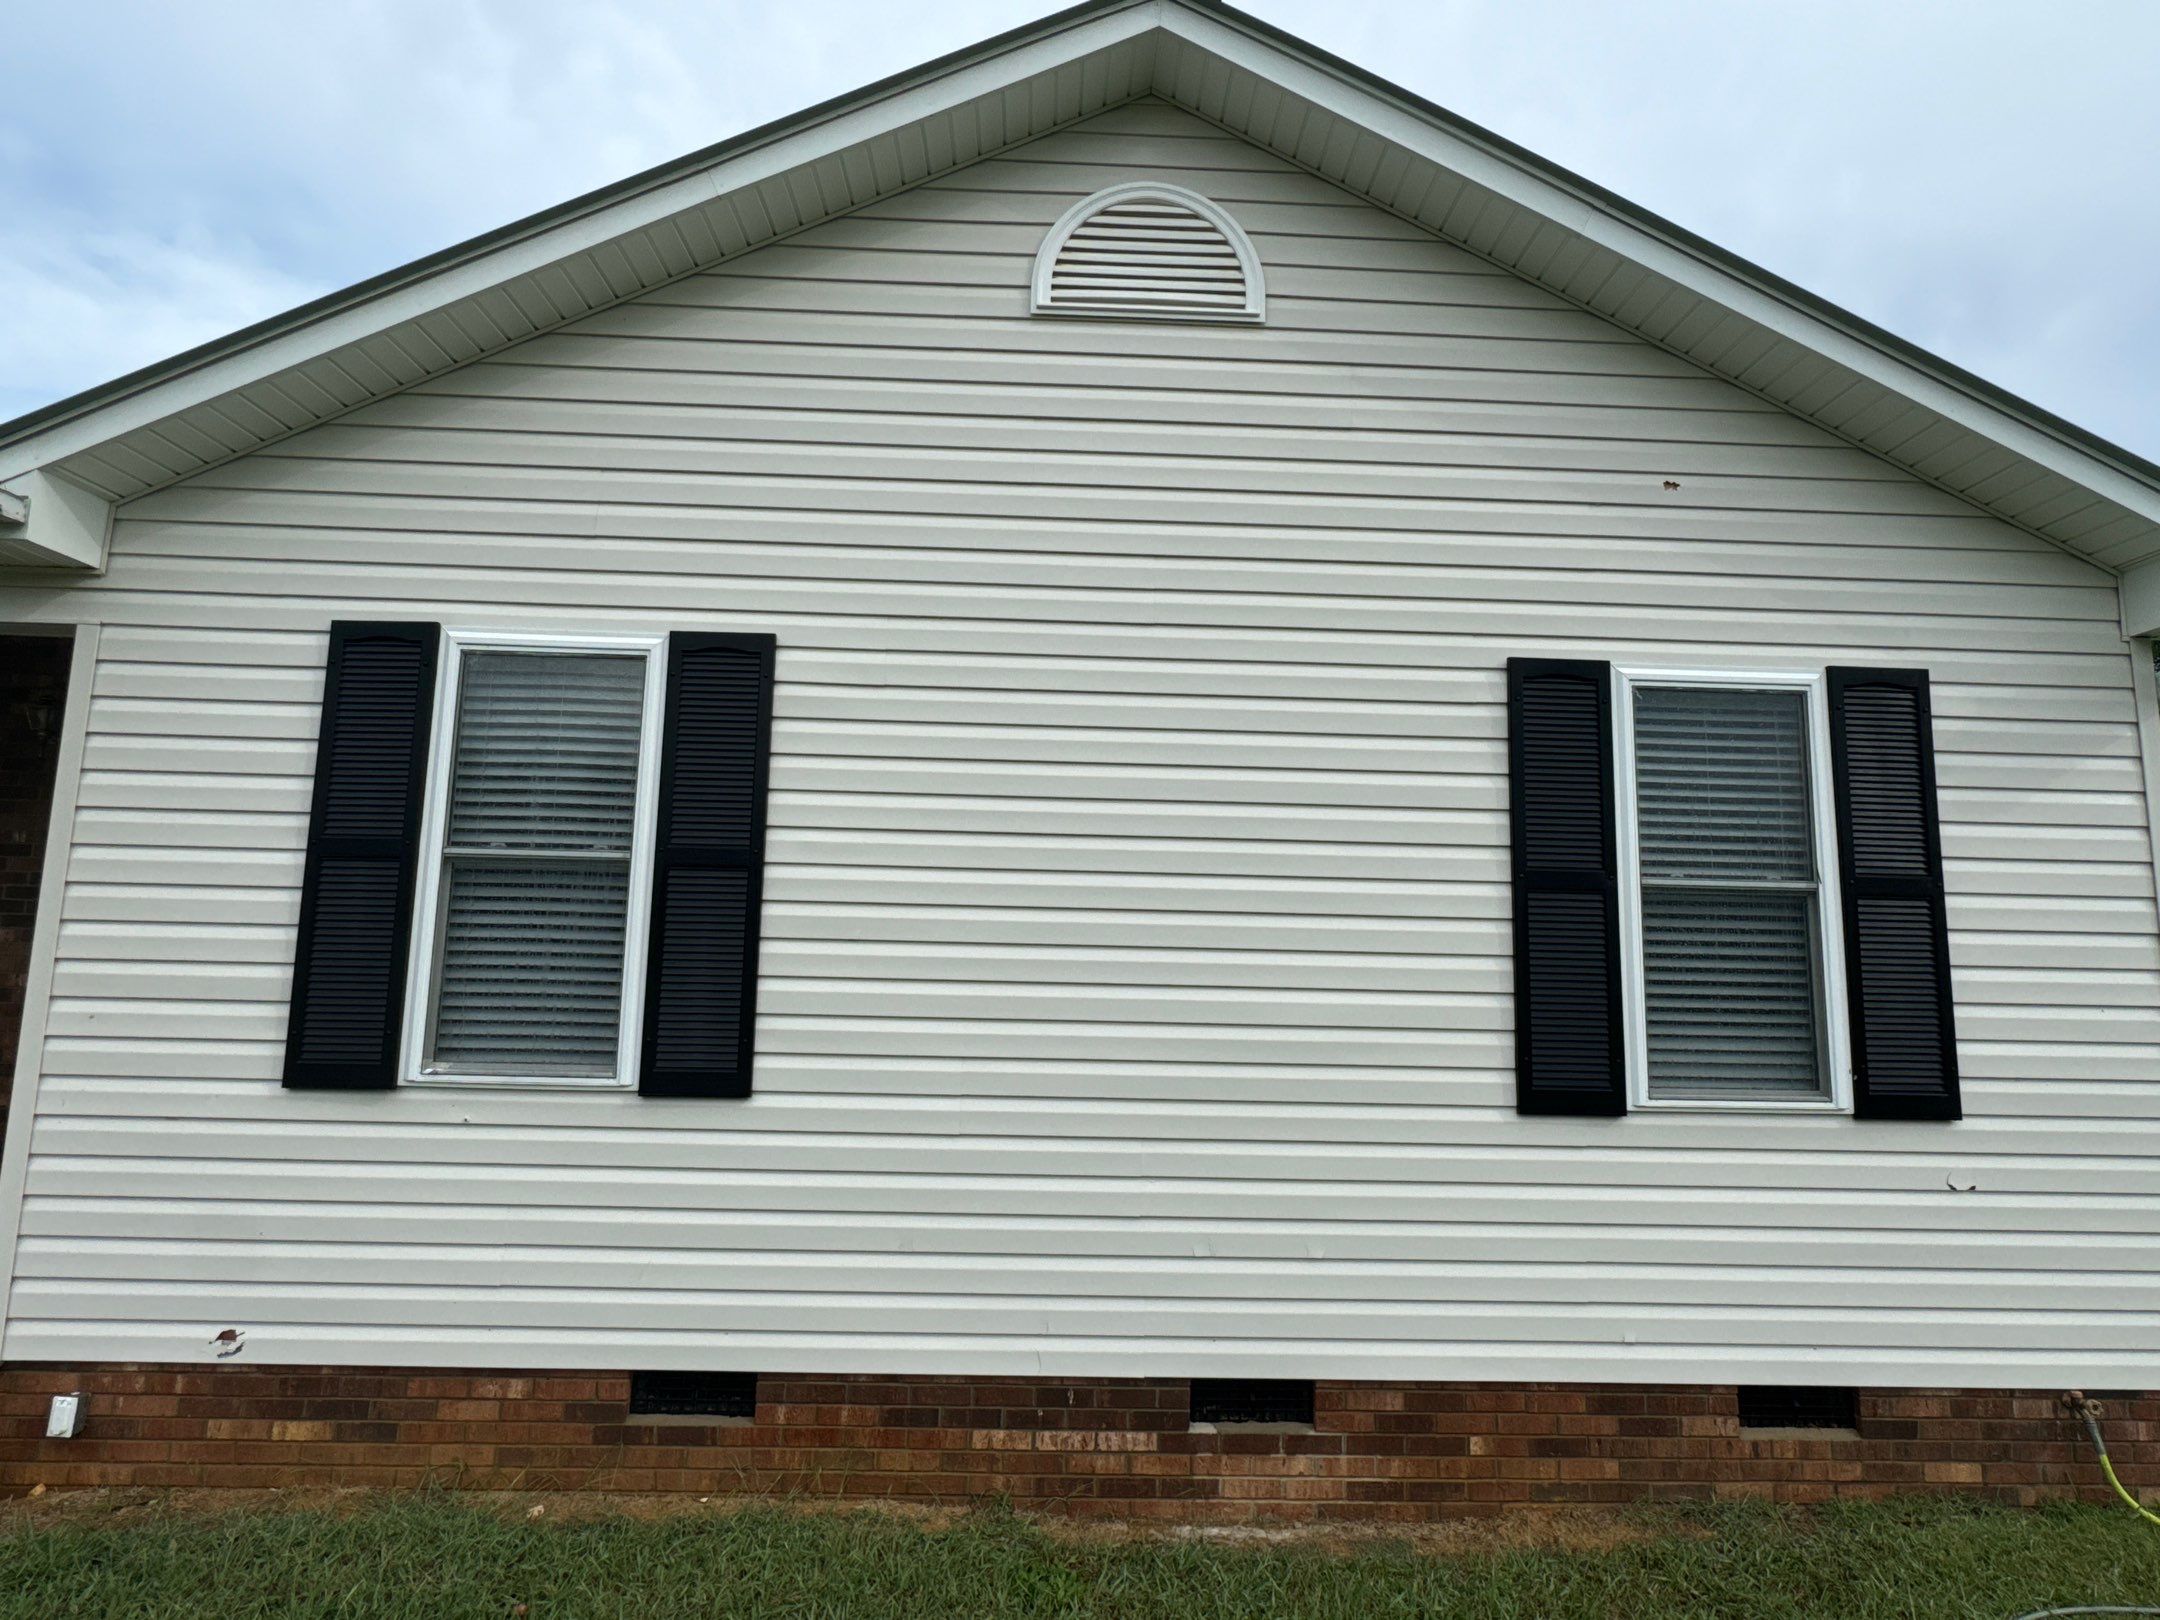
(210, 1327, 247, 1359)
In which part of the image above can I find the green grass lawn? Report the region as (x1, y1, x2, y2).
(2, 1491, 2157, 1619)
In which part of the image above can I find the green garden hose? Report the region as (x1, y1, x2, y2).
(2069, 1396, 2160, 1531)
(2097, 1450, 2160, 1532)
(1998, 1400, 2160, 1620)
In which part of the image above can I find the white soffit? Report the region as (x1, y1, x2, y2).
(2, 0, 2157, 592)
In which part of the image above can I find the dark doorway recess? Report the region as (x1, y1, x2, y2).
(0, 632, 72, 1130)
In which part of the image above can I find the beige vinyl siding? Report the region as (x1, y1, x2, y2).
(4, 100, 2158, 1382)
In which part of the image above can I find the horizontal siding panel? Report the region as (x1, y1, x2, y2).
(48, 597, 2145, 691)
(649, 273, 1655, 344)
(36, 1078, 2160, 1153)
(19, 1240, 2160, 1317)
(683, 244, 1638, 317)
(22, 1154, 2160, 1234)
(176, 452, 2009, 536)
(58, 573, 2136, 664)
(101, 542, 2108, 643)
(285, 399, 1974, 502)
(491, 333, 1786, 410)
(56, 885, 299, 929)
(71, 713, 2141, 785)
(16, 1279, 2160, 1356)
(26, 1199, 2160, 1271)
(541, 307, 1706, 382)
(48, 948, 2155, 1010)
(53, 865, 2153, 938)
(4, 1322, 2145, 1385)
(27, 1067, 2150, 1124)
(33, 995, 2156, 1058)
(127, 461, 2057, 542)
(116, 508, 2096, 589)
(73, 772, 315, 815)
(56, 922, 295, 965)
(89, 725, 2158, 810)
(80, 642, 2138, 722)
(27, 1050, 2157, 1102)
(409, 362, 1894, 454)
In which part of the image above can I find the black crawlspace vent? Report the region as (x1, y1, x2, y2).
(1190, 1378, 1315, 1426)
(628, 1371, 758, 1419)
(1737, 1385, 1857, 1430)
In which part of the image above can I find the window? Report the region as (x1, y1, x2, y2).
(402, 631, 666, 1087)
(1614, 670, 1850, 1110)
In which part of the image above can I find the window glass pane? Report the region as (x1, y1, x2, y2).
(1642, 887, 1822, 1099)
(448, 651, 645, 852)
(1634, 686, 1811, 882)
(430, 860, 630, 1074)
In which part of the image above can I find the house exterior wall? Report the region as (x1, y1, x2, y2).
(1, 100, 2156, 1387)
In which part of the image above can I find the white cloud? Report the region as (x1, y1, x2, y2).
(0, 217, 319, 422)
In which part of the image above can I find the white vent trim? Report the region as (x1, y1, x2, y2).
(1030, 182, 1265, 324)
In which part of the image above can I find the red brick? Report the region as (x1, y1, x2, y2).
(2, 1366, 2149, 1518)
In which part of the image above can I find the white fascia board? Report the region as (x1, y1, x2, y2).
(1161, 5, 2160, 530)
(2123, 558, 2160, 639)
(0, 468, 112, 570)
(0, 1, 1165, 483)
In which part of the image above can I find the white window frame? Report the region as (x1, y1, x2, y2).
(398, 628, 668, 1090)
(1612, 666, 1853, 1114)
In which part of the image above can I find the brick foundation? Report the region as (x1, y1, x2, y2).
(2, 1367, 2151, 1518)
(0, 632, 70, 1126)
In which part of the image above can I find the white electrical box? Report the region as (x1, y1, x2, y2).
(46, 1394, 81, 1439)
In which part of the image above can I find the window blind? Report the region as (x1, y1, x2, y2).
(446, 651, 644, 850)
(1633, 686, 1826, 1101)
(431, 862, 630, 1070)
(426, 649, 646, 1077)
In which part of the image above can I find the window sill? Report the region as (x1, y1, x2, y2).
(1631, 1096, 1849, 1115)
(402, 1073, 634, 1092)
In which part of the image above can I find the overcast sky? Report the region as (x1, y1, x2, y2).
(3, 0, 2154, 457)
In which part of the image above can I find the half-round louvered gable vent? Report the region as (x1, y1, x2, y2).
(1031, 183, 1264, 323)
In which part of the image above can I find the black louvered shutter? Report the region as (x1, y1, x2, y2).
(1827, 667, 1961, 1120)
(283, 621, 440, 1089)
(640, 632, 776, 1098)
(1507, 658, 1625, 1115)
